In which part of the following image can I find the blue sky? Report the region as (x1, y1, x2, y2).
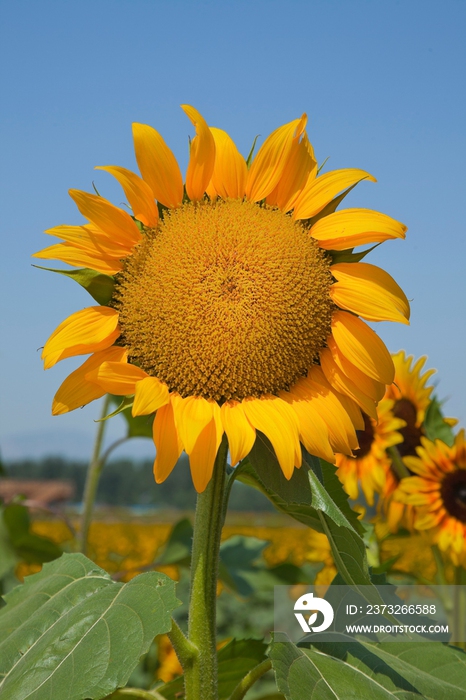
(1, 0, 465, 461)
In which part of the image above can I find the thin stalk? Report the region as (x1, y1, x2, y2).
(184, 435, 229, 700)
(228, 659, 272, 700)
(109, 688, 167, 700)
(387, 446, 410, 480)
(168, 618, 197, 671)
(79, 395, 112, 554)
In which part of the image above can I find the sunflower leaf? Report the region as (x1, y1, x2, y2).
(236, 435, 323, 532)
(32, 265, 115, 305)
(423, 396, 455, 446)
(268, 633, 420, 700)
(0, 553, 180, 700)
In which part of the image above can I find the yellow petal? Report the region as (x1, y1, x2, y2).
(245, 115, 307, 202)
(52, 346, 127, 415)
(301, 368, 359, 454)
(189, 405, 224, 493)
(181, 105, 216, 201)
(327, 336, 386, 402)
(132, 377, 170, 416)
(43, 224, 134, 258)
(153, 394, 184, 483)
(95, 165, 159, 228)
(320, 347, 377, 419)
(173, 395, 216, 454)
(310, 208, 407, 250)
(68, 190, 141, 247)
(279, 391, 335, 463)
(242, 396, 301, 479)
(33, 243, 123, 275)
(221, 401, 256, 466)
(331, 310, 395, 384)
(85, 361, 148, 395)
(132, 123, 183, 208)
(330, 262, 410, 324)
(42, 307, 120, 369)
(207, 128, 247, 199)
(334, 393, 365, 432)
(266, 133, 317, 212)
(293, 169, 377, 220)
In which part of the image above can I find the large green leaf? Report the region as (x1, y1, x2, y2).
(268, 634, 419, 700)
(2, 503, 62, 564)
(236, 435, 323, 532)
(0, 553, 180, 700)
(423, 397, 455, 446)
(32, 265, 115, 305)
(358, 640, 466, 700)
(306, 633, 466, 700)
(158, 638, 269, 700)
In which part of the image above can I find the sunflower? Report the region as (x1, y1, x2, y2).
(381, 353, 437, 530)
(394, 431, 466, 564)
(35, 106, 410, 492)
(336, 398, 405, 505)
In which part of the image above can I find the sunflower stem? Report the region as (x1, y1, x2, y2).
(184, 435, 229, 700)
(387, 445, 410, 480)
(79, 394, 111, 554)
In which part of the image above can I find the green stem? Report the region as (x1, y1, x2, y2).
(228, 659, 272, 700)
(387, 446, 410, 480)
(79, 395, 111, 554)
(184, 435, 229, 700)
(168, 618, 197, 671)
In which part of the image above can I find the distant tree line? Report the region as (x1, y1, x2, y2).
(4, 455, 274, 511)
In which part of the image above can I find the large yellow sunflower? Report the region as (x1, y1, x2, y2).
(336, 398, 405, 505)
(35, 106, 410, 492)
(394, 431, 466, 564)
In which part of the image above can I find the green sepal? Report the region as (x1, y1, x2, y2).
(329, 243, 381, 264)
(306, 180, 366, 228)
(32, 265, 115, 305)
(96, 396, 134, 422)
(246, 135, 260, 168)
(108, 395, 154, 438)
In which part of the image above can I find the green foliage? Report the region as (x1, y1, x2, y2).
(237, 435, 323, 531)
(268, 634, 421, 699)
(32, 265, 115, 305)
(423, 397, 455, 446)
(157, 638, 269, 700)
(0, 553, 180, 700)
(155, 519, 311, 598)
(2, 503, 62, 564)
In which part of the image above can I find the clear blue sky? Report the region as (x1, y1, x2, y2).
(1, 0, 465, 461)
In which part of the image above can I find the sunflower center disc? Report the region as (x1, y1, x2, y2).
(441, 470, 466, 523)
(115, 199, 334, 401)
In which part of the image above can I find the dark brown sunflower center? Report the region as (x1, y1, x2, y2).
(393, 398, 423, 457)
(352, 414, 374, 459)
(440, 470, 466, 522)
(113, 199, 334, 402)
